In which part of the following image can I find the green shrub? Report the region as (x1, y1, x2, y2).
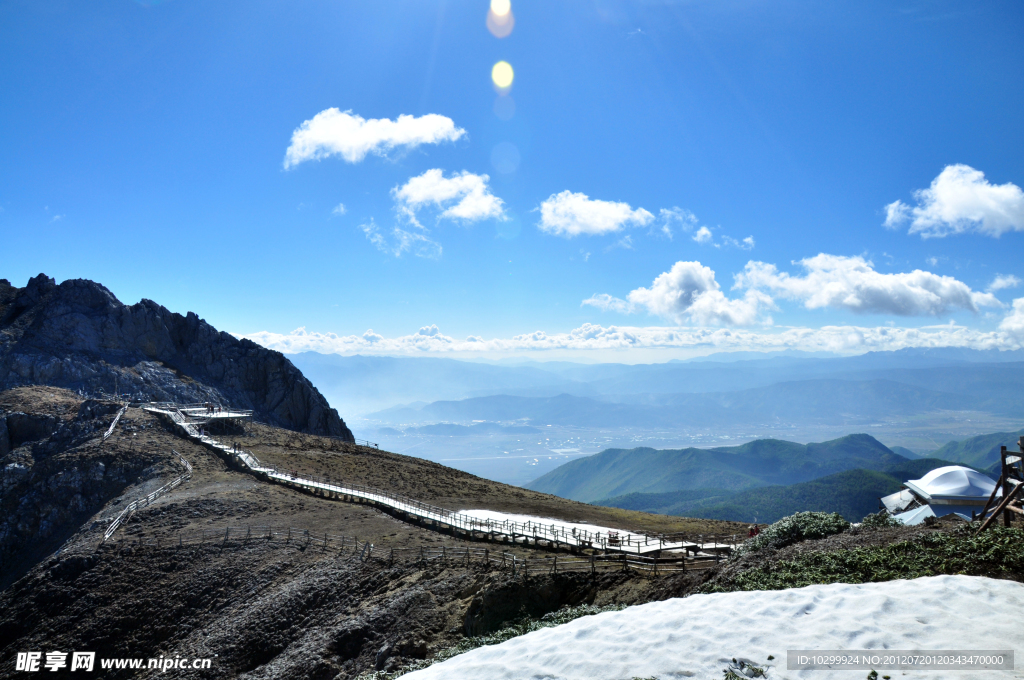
(860, 511, 902, 529)
(736, 511, 851, 556)
(706, 525, 1024, 593)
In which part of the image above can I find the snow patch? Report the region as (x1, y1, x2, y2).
(403, 575, 1022, 680)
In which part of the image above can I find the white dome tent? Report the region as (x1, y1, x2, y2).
(880, 465, 1000, 525)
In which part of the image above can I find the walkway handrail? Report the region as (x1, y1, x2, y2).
(144, 404, 738, 556)
(102, 404, 129, 442)
(103, 452, 193, 541)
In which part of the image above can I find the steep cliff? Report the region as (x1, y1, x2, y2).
(0, 274, 352, 439)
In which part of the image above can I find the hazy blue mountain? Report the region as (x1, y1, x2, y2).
(594, 458, 959, 524)
(372, 378, 1014, 428)
(931, 428, 1024, 469)
(288, 352, 588, 415)
(525, 434, 905, 502)
(294, 350, 1024, 419)
(889, 445, 927, 459)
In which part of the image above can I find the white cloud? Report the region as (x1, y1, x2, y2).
(332, 203, 347, 216)
(393, 169, 505, 227)
(581, 294, 633, 314)
(283, 108, 465, 168)
(989, 274, 1021, 292)
(625, 261, 773, 326)
(692, 226, 713, 245)
(537, 191, 654, 237)
(658, 207, 698, 239)
(723, 235, 755, 250)
(735, 254, 1001, 316)
(883, 164, 1024, 238)
(883, 200, 910, 229)
(359, 218, 441, 259)
(1000, 297, 1024, 340)
(240, 312, 1024, 356)
(605, 235, 634, 251)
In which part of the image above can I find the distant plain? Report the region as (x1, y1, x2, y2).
(292, 349, 1024, 487)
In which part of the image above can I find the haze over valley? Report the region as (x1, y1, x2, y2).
(292, 349, 1024, 486)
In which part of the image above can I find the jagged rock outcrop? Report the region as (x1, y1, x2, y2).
(0, 274, 353, 438)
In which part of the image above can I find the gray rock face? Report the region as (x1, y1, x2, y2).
(0, 275, 353, 439)
(5, 412, 59, 449)
(0, 414, 8, 457)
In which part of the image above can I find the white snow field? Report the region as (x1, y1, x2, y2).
(402, 575, 1022, 680)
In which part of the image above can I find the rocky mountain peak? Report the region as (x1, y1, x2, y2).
(0, 274, 353, 439)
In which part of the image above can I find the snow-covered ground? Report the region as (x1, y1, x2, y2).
(402, 575, 1022, 680)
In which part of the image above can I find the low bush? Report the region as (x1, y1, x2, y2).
(860, 511, 902, 529)
(707, 525, 1024, 593)
(736, 511, 851, 556)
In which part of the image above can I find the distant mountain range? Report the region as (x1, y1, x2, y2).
(292, 348, 1024, 422)
(369, 374, 1023, 429)
(595, 458, 955, 524)
(524, 434, 906, 502)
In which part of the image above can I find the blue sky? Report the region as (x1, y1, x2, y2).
(2, 0, 1023, 360)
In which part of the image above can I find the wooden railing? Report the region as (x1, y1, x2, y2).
(104, 524, 724, 576)
(144, 404, 738, 558)
(101, 404, 129, 442)
(102, 451, 193, 541)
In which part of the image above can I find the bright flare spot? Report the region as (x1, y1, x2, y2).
(490, 0, 510, 16)
(491, 61, 514, 90)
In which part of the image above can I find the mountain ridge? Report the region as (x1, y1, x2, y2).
(525, 433, 905, 502)
(0, 274, 352, 438)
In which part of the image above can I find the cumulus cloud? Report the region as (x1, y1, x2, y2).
(393, 169, 505, 227)
(883, 200, 911, 230)
(332, 203, 347, 216)
(989, 274, 1021, 292)
(240, 313, 1024, 356)
(359, 218, 441, 259)
(1000, 298, 1024, 340)
(735, 254, 1001, 316)
(882, 164, 1024, 238)
(624, 261, 773, 326)
(537, 191, 654, 237)
(283, 108, 465, 168)
(692, 226, 713, 245)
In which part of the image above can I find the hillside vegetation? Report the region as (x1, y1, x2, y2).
(931, 427, 1024, 469)
(596, 458, 957, 523)
(526, 434, 905, 502)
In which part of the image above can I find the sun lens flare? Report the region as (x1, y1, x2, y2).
(486, 0, 514, 38)
(491, 61, 514, 92)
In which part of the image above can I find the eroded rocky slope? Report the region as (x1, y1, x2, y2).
(0, 275, 351, 438)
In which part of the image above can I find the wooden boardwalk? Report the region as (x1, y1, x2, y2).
(141, 404, 738, 561)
